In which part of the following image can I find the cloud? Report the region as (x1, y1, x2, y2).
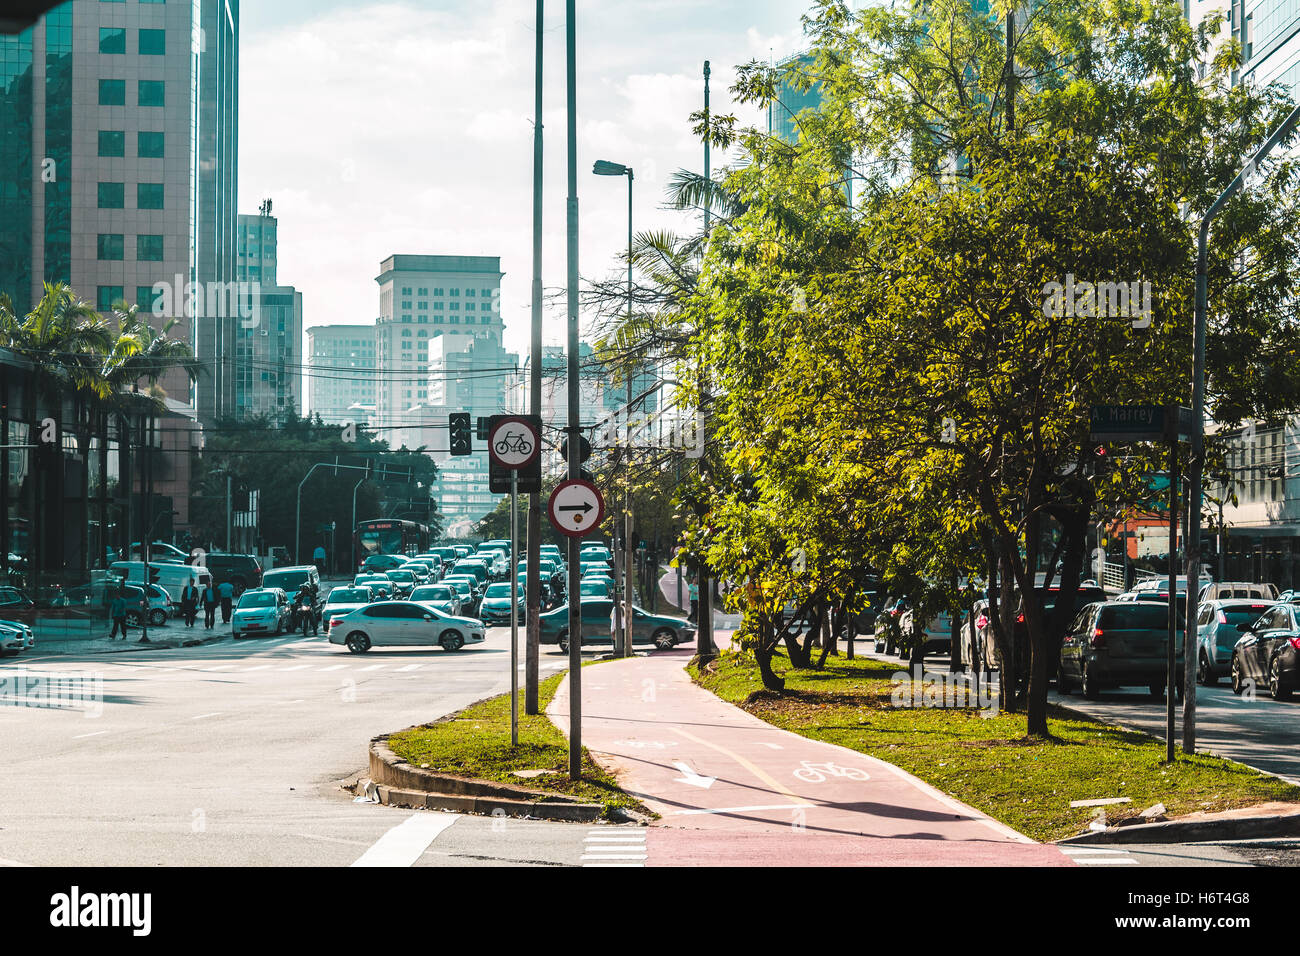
(239, 0, 801, 355)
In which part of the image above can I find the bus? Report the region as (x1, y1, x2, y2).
(354, 519, 430, 570)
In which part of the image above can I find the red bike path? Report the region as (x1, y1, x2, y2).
(548, 650, 1075, 867)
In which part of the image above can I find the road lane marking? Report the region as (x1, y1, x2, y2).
(318, 664, 348, 672)
(279, 664, 311, 672)
(203, 664, 236, 671)
(350, 813, 458, 867)
(360, 664, 387, 671)
(242, 665, 273, 672)
(397, 664, 423, 672)
(72, 730, 109, 739)
(190, 712, 222, 720)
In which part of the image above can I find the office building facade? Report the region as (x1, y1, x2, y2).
(306, 323, 378, 425)
(0, 0, 239, 417)
(233, 210, 301, 419)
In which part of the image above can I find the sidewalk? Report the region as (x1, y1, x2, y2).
(548, 649, 1073, 866)
(25, 625, 227, 657)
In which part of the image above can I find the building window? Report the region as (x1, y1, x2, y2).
(97, 182, 124, 208)
(137, 183, 164, 209)
(450, 302, 459, 311)
(99, 27, 126, 54)
(97, 234, 124, 260)
(401, 287, 411, 295)
(138, 29, 166, 55)
(449, 288, 459, 297)
(98, 79, 126, 105)
(97, 286, 124, 310)
(98, 130, 126, 157)
(466, 303, 475, 311)
(417, 287, 427, 296)
(138, 80, 165, 107)
(137, 234, 164, 261)
(136, 285, 161, 314)
(138, 131, 164, 157)
(417, 315, 427, 323)
(466, 289, 475, 297)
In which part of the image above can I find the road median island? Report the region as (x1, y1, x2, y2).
(689, 649, 1300, 843)
(379, 672, 654, 823)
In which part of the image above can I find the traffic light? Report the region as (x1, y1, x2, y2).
(449, 413, 472, 456)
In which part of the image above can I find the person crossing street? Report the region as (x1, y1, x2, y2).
(201, 583, 218, 629)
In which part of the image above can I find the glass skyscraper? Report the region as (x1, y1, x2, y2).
(0, 0, 238, 417)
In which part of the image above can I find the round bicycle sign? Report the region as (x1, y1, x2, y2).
(488, 415, 540, 470)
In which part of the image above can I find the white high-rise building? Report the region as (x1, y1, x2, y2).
(306, 324, 378, 425)
(373, 254, 504, 430)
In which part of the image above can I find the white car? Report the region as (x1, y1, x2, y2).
(328, 601, 485, 653)
(0, 618, 34, 656)
(321, 586, 376, 635)
(231, 588, 291, 639)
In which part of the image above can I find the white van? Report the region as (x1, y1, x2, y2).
(109, 561, 211, 598)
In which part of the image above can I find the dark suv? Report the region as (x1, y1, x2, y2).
(262, 566, 323, 624)
(203, 553, 263, 597)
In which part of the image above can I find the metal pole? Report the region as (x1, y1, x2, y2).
(1167, 440, 1179, 763)
(525, 0, 545, 716)
(352, 474, 365, 574)
(565, 0, 583, 781)
(141, 416, 151, 644)
(510, 468, 519, 746)
(624, 169, 634, 657)
(696, 59, 714, 661)
(1184, 102, 1300, 756)
(226, 473, 232, 552)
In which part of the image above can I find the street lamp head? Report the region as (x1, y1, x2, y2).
(593, 160, 630, 177)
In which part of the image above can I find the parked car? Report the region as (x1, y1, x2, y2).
(1230, 602, 1300, 700)
(0, 618, 34, 656)
(1058, 600, 1184, 700)
(1200, 581, 1277, 602)
(408, 584, 461, 617)
(539, 598, 694, 652)
(203, 553, 263, 596)
(1196, 599, 1276, 684)
(321, 586, 378, 635)
(478, 582, 525, 626)
(126, 541, 190, 564)
(139, 582, 174, 627)
(328, 601, 485, 653)
(108, 561, 212, 603)
(231, 588, 291, 639)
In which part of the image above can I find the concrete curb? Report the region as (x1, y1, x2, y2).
(1058, 812, 1300, 845)
(38, 631, 228, 655)
(368, 733, 616, 823)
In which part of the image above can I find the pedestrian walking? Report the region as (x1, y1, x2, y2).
(688, 580, 699, 623)
(179, 582, 199, 628)
(313, 544, 326, 575)
(201, 583, 218, 629)
(108, 588, 129, 640)
(218, 580, 234, 625)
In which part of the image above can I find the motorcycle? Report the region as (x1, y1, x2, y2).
(292, 600, 317, 636)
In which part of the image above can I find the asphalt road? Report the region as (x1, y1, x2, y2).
(0, 626, 618, 867)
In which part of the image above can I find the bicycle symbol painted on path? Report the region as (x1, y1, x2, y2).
(792, 760, 870, 784)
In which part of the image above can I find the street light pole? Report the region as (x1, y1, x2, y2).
(565, 0, 583, 782)
(525, 0, 545, 716)
(1183, 102, 1300, 755)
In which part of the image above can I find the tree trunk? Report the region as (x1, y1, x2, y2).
(754, 613, 785, 691)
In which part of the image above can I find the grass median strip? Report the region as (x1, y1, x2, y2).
(386, 672, 653, 819)
(690, 649, 1300, 842)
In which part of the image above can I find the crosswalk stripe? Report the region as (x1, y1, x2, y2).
(279, 664, 311, 672)
(397, 664, 423, 672)
(351, 813, 458, 867)
(359, 664, 386, 671)
(319, 664, 348, 672)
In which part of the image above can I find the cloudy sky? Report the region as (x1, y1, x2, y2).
(238, 0, 812, 357)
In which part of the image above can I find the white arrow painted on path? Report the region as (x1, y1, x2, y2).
(672, 761, 716, 789)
